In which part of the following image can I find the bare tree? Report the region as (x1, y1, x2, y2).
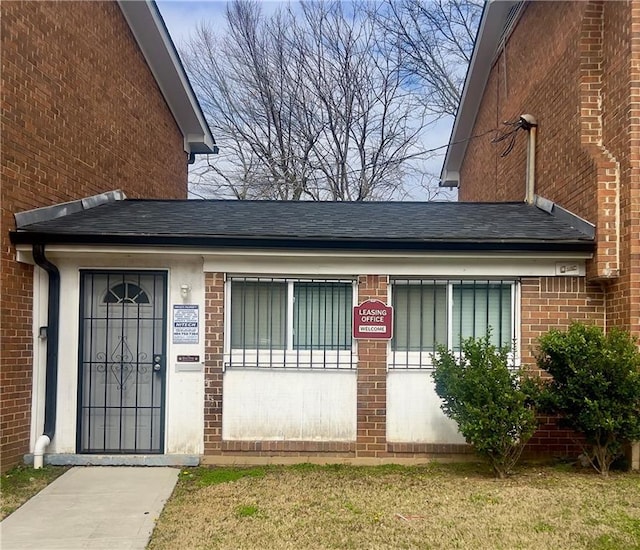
(183, 3, 313, 199)
(296, 1, 429, 200)
(371, 0, 483, 118)
(183, 0, 427, 201)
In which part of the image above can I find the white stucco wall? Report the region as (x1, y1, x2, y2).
(222, 369, 357, 441)
(387, 370, 465, 444)
(37, 252, 205, 455)
(165, 259, 205, 455)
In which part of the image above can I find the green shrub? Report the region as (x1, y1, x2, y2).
(431, 336, 538, 478)
(536, 323, 640, 476)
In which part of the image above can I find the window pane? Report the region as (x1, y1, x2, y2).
(452, 283, 512, 349)
(104, 282, 150, 304)
(392, 283, 447, 351)
(294, 283, 352, 350)
(231, 282, 286, 349)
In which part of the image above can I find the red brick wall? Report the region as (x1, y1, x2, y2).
(458, 1, 638, 333)
(460, 2, 590, 212)
(525, 417, 585, 460)
(621, 2, 640, 337)
(1, 1, 189, 471)
(0, 261, 33, 470)
(203, 273, 224, 455)
(520, 277, 605, 371)
(520, 277, 605, 458)
(355, 275, 389, 458)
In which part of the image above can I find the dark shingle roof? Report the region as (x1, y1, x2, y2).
(11, 200, 594, 252)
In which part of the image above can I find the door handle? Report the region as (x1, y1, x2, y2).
(153, 355, 163, 372)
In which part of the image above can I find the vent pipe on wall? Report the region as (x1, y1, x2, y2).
(520, 114, 538, 204)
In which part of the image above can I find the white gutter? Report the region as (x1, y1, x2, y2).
(117, 0, 216, 154)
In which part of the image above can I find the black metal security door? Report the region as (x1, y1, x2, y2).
(77, 271, 167, 453)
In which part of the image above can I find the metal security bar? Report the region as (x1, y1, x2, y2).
(226, 277, 356, 369)
(390, 278, 518, 369)
(77, 271, 167, 453)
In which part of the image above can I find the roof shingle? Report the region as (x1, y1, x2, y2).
(11, 200, 594, 252)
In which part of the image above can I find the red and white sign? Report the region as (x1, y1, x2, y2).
(353, 299, 393, 340)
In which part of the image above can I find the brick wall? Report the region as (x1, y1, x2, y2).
(460, 2, 590, 212)
(520, 277, 605, 458)
(520, 277, 605, 371)
(355, 275, 389, 458)
(203, 273, 224, 455)
(459, 2, 595, 212)
(458, 1, 639, 334)
(623, 2, 640, 338)
(0, 1, 188, 471)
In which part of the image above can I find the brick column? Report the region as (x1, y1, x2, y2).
(579, 1, 620, 281)
(628, 0, 640, 470)
(356, 275, 389, 459)
(203, 273, 224, 454)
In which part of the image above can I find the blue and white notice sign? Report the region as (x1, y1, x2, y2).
(173, 304, 199, 344)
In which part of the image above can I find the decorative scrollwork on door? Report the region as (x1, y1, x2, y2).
(95, 336, 149, 390)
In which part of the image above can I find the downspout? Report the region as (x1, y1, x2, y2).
(32, 244, 60, 469)
(521, 114, 538, 204)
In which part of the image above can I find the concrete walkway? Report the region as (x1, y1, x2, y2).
(0, 466, 178, 550)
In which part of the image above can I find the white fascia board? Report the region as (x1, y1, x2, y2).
(205, 254, 586, 278)
(117, 0, 215, 154)
(16, 245, 590, 278)
(440, 0, 519, 187)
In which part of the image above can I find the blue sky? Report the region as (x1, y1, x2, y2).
(157, 1, 284, 46)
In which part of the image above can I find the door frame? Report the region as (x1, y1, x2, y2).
(75, 269, 169, 454)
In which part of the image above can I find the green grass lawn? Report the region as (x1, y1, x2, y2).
(148, 462, 640, 550)
(0, 464, 68, 520)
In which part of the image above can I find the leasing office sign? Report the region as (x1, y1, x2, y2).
(352, 299, 393, 339)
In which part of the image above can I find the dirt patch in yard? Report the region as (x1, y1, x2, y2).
(149, 463, 640, 549)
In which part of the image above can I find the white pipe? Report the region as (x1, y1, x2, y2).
(33, 435, 50, 469)
(522, 114, 538, 204)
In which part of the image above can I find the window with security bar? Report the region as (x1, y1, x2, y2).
(227, 278, 355, 369)
(390, 279, 518, 369)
